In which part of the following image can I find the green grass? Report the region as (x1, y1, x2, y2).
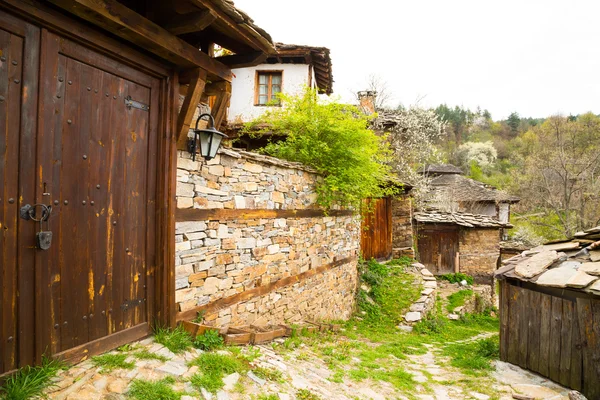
(356, 258, 421, 327)
(441, 335, 499, 376)
(251, 367, 284, 382)
(154, 325, 193, 354)
(133, 349, 169, 362)
(296, 389, 322, 400)
(252, 395, 279, 400)
(0, 357, 64, 400)
(127, 377, 182, 400)
(189, 352, 249, 393)
(92, 353, 135, 373)
(446, 290, 473, 313)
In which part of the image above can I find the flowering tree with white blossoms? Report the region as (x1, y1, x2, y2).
(454, 141, 498, 171)
(372, 107, 446, 204)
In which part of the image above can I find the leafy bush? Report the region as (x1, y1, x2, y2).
(244, 87, 396, 210)
(193, 329, 224, 351)
(439, 273, 474, 285)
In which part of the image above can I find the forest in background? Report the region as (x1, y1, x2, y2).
(429, 105, 600, 244)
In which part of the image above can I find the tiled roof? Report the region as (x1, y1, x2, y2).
(414, 210, 512, 228)
(495, 226, 600, 294)
(428, 174, 520, 204)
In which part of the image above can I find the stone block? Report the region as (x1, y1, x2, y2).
(238, 238, 257, 249)
(203, 277, 221, 295)
(176, 182, 195, 197)
(176, 221, 207, 234)
(195, 185, 228, 196)
(243, 162, 263, 173)
(208, 165, 225, 176)
(272, 191, 284, 203)
(177, 197, 194, 209)
(234, 195, 245, 209)
(175, 241, 191, 252)
(177, 157, 200, 171)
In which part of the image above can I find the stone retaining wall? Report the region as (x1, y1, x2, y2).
(175, 149, 359, 326)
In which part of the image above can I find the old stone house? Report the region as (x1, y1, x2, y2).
(422, 164, 520, 226)
(414, 210, 512, 282)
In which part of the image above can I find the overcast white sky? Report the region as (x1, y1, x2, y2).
(234, 0, 600, 120)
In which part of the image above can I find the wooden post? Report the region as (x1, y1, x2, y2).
(176, 68, 207, 149)
(455, 252, 460, 273)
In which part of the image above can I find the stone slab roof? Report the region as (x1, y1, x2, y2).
(414, 210, 512, 228)
(428, 173, 520, 204)
(495, 226, 600, 295)
(422, 164, 464, 175)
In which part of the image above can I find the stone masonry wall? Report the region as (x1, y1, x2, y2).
(175, 148, 359, 326)
(391, 194, 414, 259)
(459, 228, 500, 283)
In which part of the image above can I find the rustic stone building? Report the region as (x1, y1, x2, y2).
(414, 210, 511, 282)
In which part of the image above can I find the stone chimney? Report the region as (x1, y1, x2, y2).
(357, 90, 376, 115)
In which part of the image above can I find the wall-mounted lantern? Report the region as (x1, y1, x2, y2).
(187, 113, 228, 161)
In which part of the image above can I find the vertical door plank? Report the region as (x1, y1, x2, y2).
(517, 286, 529, 368)
(570, 308, 583, 391)
(88, 67, 108, 342)
(559, 299, 573, 387)
(548, 296, 563, 383)
(527, 290, 541, 372)
(506, 284, 520, 365)
(0, 28, 21, 373)
(499, 281, 509, 361)
(37, 29, 65, 356)
(538, 291, 552, 377)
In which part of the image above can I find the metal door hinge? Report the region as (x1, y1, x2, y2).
(124, 96, 149, 111)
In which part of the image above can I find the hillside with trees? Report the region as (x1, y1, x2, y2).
(431, 105, 600, 243)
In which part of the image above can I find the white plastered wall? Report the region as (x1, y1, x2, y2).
(228, 64, 311, 124)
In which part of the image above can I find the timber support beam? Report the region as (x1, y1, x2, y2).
(176, 68, 208, 149)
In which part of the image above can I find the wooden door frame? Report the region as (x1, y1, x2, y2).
(0, 0, 178, 365)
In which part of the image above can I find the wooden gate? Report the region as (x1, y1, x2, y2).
(1, 11, 163, 373)
(361, 197, 392, 261)
(416, 225, 458, 275)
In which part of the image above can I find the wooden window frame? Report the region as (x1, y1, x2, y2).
(254, 70, 283, 106)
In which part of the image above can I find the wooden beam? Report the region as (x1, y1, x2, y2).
(47, 0, 232, 81)
(176, 208, 354, 222)
(211, 81, 231, 129)
(163, 9, 217, 35)
(188, 0, 273, 54)
(176, 68, 207, 148)
(216, 51, 268, 69)
(176, 256, 357, 321)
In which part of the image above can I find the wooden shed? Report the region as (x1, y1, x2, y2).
(0, 0, 274, 375)
(414, 210, 511, 282)
(495, 226, 600, 399)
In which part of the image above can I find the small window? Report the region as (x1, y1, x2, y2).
(255, 71, 282, 106)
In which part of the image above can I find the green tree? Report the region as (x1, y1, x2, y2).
(507, 112, 520, 134)
(244, 88, 395, 210)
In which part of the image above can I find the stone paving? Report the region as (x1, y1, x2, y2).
(44, 331, 573, 400)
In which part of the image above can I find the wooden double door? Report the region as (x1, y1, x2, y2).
(416, 225, 458, 275)
(0, 11, 161, 374)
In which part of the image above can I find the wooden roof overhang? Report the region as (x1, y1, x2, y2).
(43, 0, 275, 82)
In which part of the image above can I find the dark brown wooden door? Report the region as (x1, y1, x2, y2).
(0, 10, 40, 374)
(361, 197, 393, 261)
(34, 30, 160, 359)
(417, 226, 458, 274)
